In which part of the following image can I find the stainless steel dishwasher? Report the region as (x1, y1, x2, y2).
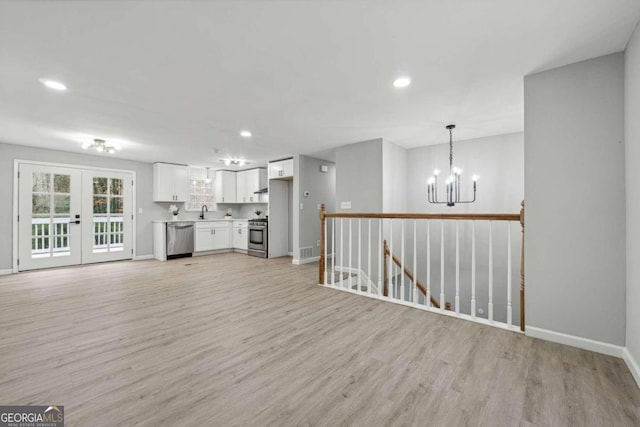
(166, 222, 194, 259)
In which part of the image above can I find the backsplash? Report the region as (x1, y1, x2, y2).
(157, 202, 268, 220)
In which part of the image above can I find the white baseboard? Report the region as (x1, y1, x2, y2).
(292, 256, 320, 265)
(287, 251, 293, 256)
(0, 268, 13, 276)
(133, 254, 155, 261)
(623, 348, 640, 389)
(525, 326, 624, 357)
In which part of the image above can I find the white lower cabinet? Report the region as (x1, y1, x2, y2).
(195, 225, 214, 252)
(213, 223, 230, 250)
(195, 221, 231, 252)
(233, 221, 248, 251)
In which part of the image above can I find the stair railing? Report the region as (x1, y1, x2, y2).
(319, 202, 525, 332)
(383, 239, 442, 308)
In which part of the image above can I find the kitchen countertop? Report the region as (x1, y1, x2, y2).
(152, 218, 248, 223)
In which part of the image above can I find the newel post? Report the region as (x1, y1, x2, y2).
(383, 240, 388, 297)
(319, 204, 326, 285)
(520, 200, 525, 332)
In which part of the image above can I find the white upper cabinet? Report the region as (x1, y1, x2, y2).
(215, 170, 237, 203)
(238, 168, 267, 203)
(268, 158, 294, 179)
(236, 170, 248, 203)
(153, 163, 189, 202)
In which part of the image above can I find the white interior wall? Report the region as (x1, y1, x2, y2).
(335, 139, 383, 213)
(382, 140, 407, 213)
(296, 155, 336, 261)
(625, 21, 640, 380)
(524, 52, 626, 346)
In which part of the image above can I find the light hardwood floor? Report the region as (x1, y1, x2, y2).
(0, 253, 639, 426)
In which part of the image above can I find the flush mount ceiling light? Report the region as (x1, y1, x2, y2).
(393, 77, 411, 88)
(81, 139, 117, 154)
(38, 78, 67, 91)
(220, 158, 249, 167)
(240, 130, 252, 138)
(427, 124, 478, 207)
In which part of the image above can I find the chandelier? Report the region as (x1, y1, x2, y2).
(427, 124, 478, 207)
(81, 139, 117, 154)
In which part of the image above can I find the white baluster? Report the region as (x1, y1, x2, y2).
(349, 219, 353, 290)
(440, 220, 445, 312)
(455, 221, 460, 315)
(400, 219, 405, 302)
(324, 214, 328, 285)
(489, 221, 494, 323)
(471, 221, 476, 319)
(507, 223, 512, 328)
(426, 221, 431, 307)
(357, 219, 362, 293)
(367, 219, 372, 296)
(413, 219, 418, 305)
(378, 219, 382, 297)
(332, 218, 336, 287)
(340, 218, 344, 288)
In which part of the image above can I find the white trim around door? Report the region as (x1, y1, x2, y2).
(13, 159, 137, 272)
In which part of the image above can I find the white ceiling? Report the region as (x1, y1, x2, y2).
(0, 1, 638, 168)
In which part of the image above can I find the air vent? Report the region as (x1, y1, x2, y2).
(300, 246, 313, 259)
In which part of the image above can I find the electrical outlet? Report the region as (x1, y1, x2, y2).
(300, 203, 304, 210)
(340, 201, 351, 209)
(316, 240, 320, 247)
(138, 208, 143, 214)
(317, 204, 321, 210)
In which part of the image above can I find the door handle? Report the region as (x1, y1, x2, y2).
(73, 220, 81, 224)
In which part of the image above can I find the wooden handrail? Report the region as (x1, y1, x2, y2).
(323, 212, 521, 221)
(318, 202, 526, 331)
(384, 240, 441, 309)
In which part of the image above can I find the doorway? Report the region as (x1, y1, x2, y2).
(16, 162, 135, 271)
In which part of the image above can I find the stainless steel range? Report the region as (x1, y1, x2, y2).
(248, 218, 268, 258)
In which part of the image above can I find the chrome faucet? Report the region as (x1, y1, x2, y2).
(199, 204, 208, 220)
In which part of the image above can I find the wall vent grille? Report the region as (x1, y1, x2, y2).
(300, 246, 313, 259)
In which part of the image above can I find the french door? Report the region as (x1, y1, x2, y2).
(18, 163, 134, 271)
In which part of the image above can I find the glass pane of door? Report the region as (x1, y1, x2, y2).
(19, 165, 82, 270)
(82, 171, 133, 263)
(91, 177, 125, 253)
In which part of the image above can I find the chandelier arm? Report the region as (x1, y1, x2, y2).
(449, 127, 453, 176)
(455, 187, 477, 204)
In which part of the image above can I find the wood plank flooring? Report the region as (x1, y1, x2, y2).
(0, 253, 638, 426)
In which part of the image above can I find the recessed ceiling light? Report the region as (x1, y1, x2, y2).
(240, 130, 252, 138)
(38, 78, 67, 91)
(393, 77, 411, 88)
